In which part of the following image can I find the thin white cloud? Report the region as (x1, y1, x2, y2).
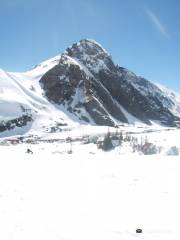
(146, 8, 169, 38)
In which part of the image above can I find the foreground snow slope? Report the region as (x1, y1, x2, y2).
(0, 145, 180, 240)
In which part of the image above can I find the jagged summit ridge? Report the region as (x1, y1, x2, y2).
(65, 39, 116, 74)
(65, 39, 109, 56)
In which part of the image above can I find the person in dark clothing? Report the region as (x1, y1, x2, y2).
(26, 148, 33, 154)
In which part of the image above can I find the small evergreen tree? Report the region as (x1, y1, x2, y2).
(119, 131, 123, 141)
(101, 132, 114, 151)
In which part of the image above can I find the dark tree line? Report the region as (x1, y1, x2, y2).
(97, 130, 158, 154)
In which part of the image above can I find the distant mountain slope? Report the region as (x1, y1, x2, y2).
(0, 39, 180, 137)
(0, 59, 84, 137)
(155, 83, 180, 118)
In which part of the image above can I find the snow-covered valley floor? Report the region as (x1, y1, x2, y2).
(0, 140, 180, 240)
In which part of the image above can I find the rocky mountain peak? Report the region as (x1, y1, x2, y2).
(65, 39, 108, 57)
(39, 39, 180, 127)
(65, 39, 116, 74)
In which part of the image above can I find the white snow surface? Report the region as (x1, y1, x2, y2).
(0, 128, 180, 240)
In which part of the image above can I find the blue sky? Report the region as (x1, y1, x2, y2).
(0, 0, 179, 91)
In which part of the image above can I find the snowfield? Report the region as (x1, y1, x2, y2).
(0, 127, 180, 240)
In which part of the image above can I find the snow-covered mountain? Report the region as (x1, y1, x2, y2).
(0, 39, 180, 137)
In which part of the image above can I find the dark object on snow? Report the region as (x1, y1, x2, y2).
(26, 148, 33, 154)
(136, 229, 143, 233)
(99, 133, 114, 151)
(67, 150, 72, 154)
(141, 142, 157, 155)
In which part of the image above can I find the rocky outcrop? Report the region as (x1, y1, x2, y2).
(0, 114, 32, 133)
(40, 39, 179, 127)
(40, 53, 127, 126)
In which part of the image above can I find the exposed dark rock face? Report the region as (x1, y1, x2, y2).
(0, 114, 32, 133)
(40, 55, 87, 104)
(40, 39, 179, 127)
(40, 52, 127, 126)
